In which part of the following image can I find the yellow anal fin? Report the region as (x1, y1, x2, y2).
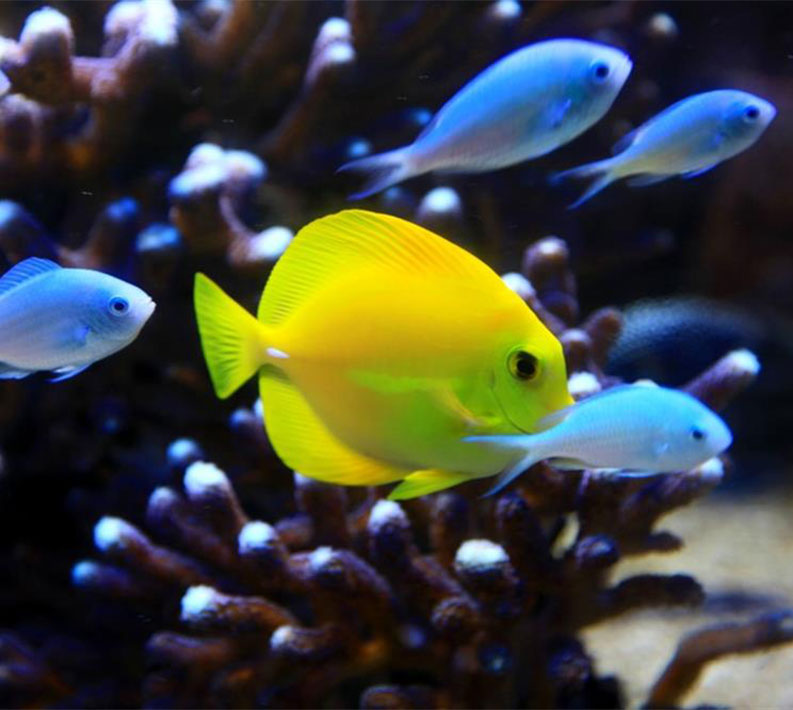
(259, 369, 408, 486)
(387, 469, 472, 500)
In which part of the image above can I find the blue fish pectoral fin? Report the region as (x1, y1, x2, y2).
(535, 404, 576, 432)
(0, 257, 60, 297)
(387, 469, 472, 500)
(682, 164, 718, 180)
(604, 469, 662, 479)
(627, 174, 674, 188)
(0, 362, 35, 379)
(50, 364, 91, 382)
(548, 98, 573, 129)
(72, 325, 91, 347)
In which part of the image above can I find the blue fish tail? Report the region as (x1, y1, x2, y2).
(550, 159, 616, 209)
(338, 147, 414, 200)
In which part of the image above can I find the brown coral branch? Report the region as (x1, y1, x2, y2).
(647, 611, 793, 709)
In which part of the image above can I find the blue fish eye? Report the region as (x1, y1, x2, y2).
(690, 426, 706, 441)
(109, 296, 130, 316)
(590, 61, 610, 83)
(743, 105, 760, 122)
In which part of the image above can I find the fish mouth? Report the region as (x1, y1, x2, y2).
(763, 99, 778, 124)
(143, 298, 157, 320)
(614, 54, 633, 87)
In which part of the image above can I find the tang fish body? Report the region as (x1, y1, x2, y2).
(195, 210, 573, 499)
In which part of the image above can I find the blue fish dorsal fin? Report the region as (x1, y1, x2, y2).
(0, 257, 60, 297)
(534, 404, 575, 432)
(535, 383, 640, 431)
(613, 96, 693, 156)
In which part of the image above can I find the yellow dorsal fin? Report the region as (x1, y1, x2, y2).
(387, 469, 473, 500)
(258, 209, 504, 325)
(259, 369, 409, 486)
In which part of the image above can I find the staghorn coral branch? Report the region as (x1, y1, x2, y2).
(596, 573, 705, 622)
(684, 348, 761, 412)
(168, 142, 293, 270)
(647, 611, 793, 709)
(180, 585, 297, 634)
(522, 236, 579, 328)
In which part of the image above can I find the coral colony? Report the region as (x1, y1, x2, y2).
(0, 2, 790, 709)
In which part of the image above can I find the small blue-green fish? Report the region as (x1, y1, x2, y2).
(0, 257, 155, 380)
(553, 89, 777, 207)
(466, 384, 732, 496)
(340, 39, 632, 198)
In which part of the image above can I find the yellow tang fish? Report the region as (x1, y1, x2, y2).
(194, 210, 572, 499)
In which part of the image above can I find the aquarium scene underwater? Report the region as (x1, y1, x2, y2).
(0, 1, 793, 708)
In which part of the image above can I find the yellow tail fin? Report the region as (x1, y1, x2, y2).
(194, 273, 269, 399)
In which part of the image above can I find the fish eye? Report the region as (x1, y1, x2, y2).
(108, 296, 130, 316)
(590, 61, 611, 83)
(743, 105, 760, 122)
(690, 426, 706, 442)
(508, 350, 539, 381)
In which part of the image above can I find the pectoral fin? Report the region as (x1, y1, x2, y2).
(0, 362, 35, 379)
(682, 164, 717, 180)
(50, 364, 91, 382)
(610, 470, 662, 479)
(548, 98, 573, 129)
(387, 469, 472, 500)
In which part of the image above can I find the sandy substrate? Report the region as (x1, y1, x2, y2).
(582, 486, 793, 709)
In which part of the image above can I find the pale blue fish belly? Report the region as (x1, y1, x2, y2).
(466, 385, 733, 496)
(554, 89, 777, 207)
(340, 38, 632, 197)
(0, 258, 155, 379)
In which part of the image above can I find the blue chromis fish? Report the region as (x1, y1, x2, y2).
(340, 39, 632, 198)
(194, 210, 573, 500)
(553, 89, 777, 207)
(466, 384, 733, 496)
(0, 257, 155, 380)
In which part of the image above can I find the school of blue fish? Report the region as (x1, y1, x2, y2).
(3, 35, 775, 497)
